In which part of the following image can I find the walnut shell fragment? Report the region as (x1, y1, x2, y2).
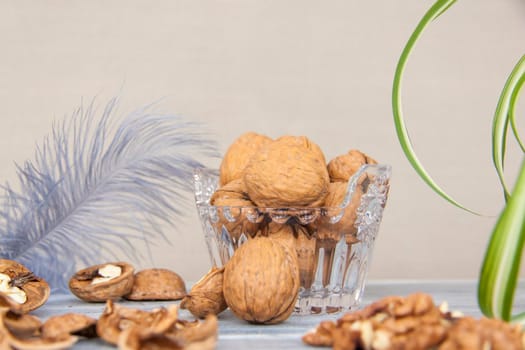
(327, 149, 377, 182)
(0, 310, 78, 350)
(97, 300, 176, 345)
(0, 259, 50, 313)
(124, 268, 186, 301)
(244, 137, 330, 208)
(118, 314, 218, 350)
(219, 131, 273, 186)
(69, 262, 134, 302)
(41, 313, 97, 339)
(3, 312, 42, 338)
(180, 267, 227, 319)
(223, 236, 300, 324)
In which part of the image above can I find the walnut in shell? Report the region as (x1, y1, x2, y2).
(210, 179, 261, 241)
(274, 135, 327, 165)
(219, 131, 273, 186)
(223, 236, 300, 324)
(180, 267, 227, 319)
(244, 137, 330, 208)
(327, 149, 377, 182)
(266, 223, 317, 290)
(0, 259, 50, 313)
(69, 262, 134, 302)
(124, 268, 186, 301)
(312, 179, 365, 244)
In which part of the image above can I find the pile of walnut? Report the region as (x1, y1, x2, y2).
(0, 259, 218, 350)
(182, 132, 377, 325)
(302, 292, 525, 350)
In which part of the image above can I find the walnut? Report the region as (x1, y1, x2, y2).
(0, 259, 50, 313)
(303, 293, 450, 350)
(209, 179, 261, 241)
(244, 136, 330, 207)
(124, 268, 186, 301)
(266, 223, 317, 289)
(439, 316, 524, 350)
(180, 267, 227, 319)
(274, 135, 327, 165)
(327, 149, 377, 182)
(223, 236, 300, 324)
(219, 132, 273, 186)
(41, 313, 97, 339)
(69, 262, 134, 302)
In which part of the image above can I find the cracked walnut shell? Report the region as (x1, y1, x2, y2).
(69, 262, 134, 302)
(0, 259, 50, 313)
(223, 236, 300, 324)
(180, 267, 227, 319)
(244, 136, 330, 208)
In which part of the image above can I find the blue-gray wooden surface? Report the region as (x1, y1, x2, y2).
(31, 280, 525, 349)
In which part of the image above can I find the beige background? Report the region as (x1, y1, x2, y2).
(1, 0, 524, 282)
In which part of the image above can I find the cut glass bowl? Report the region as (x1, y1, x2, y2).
(193, 164, 391, 315)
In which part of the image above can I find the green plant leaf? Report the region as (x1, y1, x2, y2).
(509, 70, 525, 154)
(492, 55, 525, 201)
(392, 0, 480, 214)
(478, 157, 525, 321)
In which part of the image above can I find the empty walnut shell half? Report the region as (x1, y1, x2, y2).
(0, 259, 50, 313)
(124, 268, 187, 301)
(69, 262, 134, 302)
(41, 313, 97, 339)
(180, 267, 227, 319)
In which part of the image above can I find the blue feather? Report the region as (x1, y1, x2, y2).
(0, 97, 218, 292)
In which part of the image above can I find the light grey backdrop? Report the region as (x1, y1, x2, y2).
(1, 0, 524, 282)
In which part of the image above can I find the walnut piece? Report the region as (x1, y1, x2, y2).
(303, 293, 525, 350)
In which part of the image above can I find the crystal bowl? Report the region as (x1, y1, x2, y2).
(193, 164, 391, 315)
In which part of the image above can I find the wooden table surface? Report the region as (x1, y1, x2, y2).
(31, 280, 525, 349)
